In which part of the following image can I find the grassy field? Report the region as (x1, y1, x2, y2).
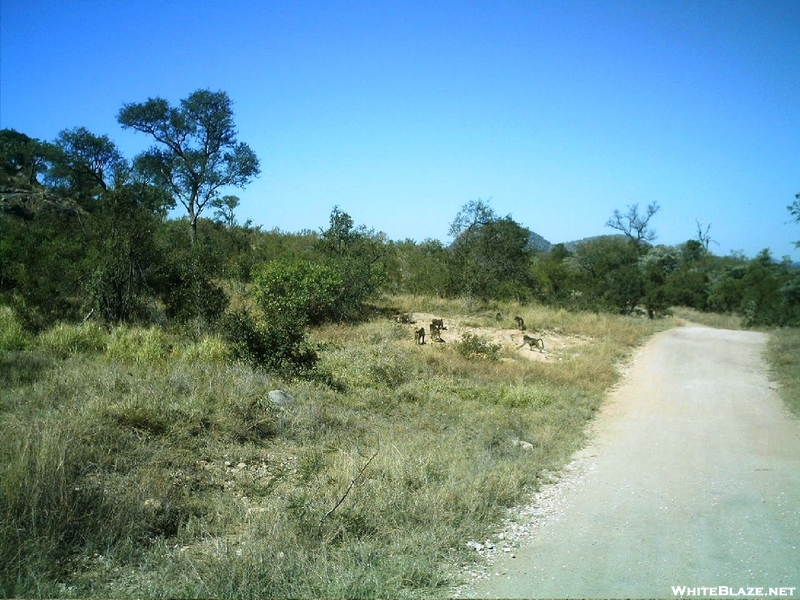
(766, 327, 800, 417)
(0, 299, 695, 597)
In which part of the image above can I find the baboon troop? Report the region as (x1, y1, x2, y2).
(414, 327, 426, 344)
(514, 315, 526, 331)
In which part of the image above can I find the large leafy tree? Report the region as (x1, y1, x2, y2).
(117, 89, 260, 241)
(447, 199, 534, 300)
(314, 206, 386, 320)
(45, 127, 127, 204)
(572, 236, 644, 313)
(0, 129, 48, 188)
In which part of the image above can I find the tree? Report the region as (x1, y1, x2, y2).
(790, 193, 800, 248)
(447, 199, 534, 300)
(314, 206, 386, 320)
(606, 202, 661, 250)
(0, 129, 48, 188)
(572, 236, 644, 313)
(211, 194, 240, 227)
(117, 89, 260, 241)
(695, 220, 717, 251)
(45, 127, 128, 203)
(86, 183, 164, 323)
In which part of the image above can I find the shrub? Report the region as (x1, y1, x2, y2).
(253, 259, 344, 325)
(455, 332, 502, 361)
(221, 310, 317, 375)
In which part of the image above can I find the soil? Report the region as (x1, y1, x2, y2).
(457, 326, 800, 598)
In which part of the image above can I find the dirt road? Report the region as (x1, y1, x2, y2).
(464, 326, 800, 599)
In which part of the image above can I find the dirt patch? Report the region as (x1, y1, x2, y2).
(399, 312, 591, 362)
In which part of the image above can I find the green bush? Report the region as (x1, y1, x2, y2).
(253, 258, 344, 325)
(221, 309, 317, 375)
(455, 332, 502, 361)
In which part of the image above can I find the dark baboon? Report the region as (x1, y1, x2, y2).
(495, 312, 503, 321)
(431, 318, 447, 330)
(429, 322, 444, 342)
(396, 312, 414, 324)
(414, 327, 426, 344)
(520, 335, 545, 352)
(514, 316, 526, 331)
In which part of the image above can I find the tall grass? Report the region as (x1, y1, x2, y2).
(0, 297, 669, 597)
(766, 328, 800, 417)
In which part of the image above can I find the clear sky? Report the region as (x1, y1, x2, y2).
(2, 0, 799, 259)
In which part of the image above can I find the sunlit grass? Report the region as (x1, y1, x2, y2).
(0, 296, 671, 598)
(766, 328, 800, 417)
(671, 306, 744, 330)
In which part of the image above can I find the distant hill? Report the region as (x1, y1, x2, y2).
(526, 230, 552, 252)
(560, 234, 628, 253)
(525, 230, 630, 254)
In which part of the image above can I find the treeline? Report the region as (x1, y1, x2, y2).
(2, 90, 799, 352)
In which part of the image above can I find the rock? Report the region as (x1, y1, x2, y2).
(268, 389, 295, 408)
(512, 438, 535, 451)
(467, 540, 484, 552)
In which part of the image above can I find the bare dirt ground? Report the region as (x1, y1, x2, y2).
(458, 326, 800, 599)
(404, 312, 589, 361)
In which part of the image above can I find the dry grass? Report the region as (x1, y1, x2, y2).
(0, 298, 670, 598)
(766, 328, 800, 417)
(671, 306, 744, 330)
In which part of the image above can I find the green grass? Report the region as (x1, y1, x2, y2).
(0, 299, 669, 598)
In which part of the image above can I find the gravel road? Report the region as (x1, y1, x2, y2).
(463, 326, 800, 599)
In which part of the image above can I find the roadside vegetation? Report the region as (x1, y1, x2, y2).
(767, 328, 800, 417)
(0, 300, 667, 597)
(2, 88, 799, 597)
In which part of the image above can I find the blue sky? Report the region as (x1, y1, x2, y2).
(2, 0, 799, 259)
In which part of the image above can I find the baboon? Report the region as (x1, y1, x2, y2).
(431, 318, 447, 330)
(495, 312, 503, 321)
(414, 327, 426, 344)
(514, 316, 526, 331)
(520, 335, 545, 352)
(429, 322, 444, 342)
(396, 312, 414, 324)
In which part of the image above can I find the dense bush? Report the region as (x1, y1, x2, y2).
(221, 309, 317, 374)
(253, 259, 345, 325)
(455, 332, 502, 361)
